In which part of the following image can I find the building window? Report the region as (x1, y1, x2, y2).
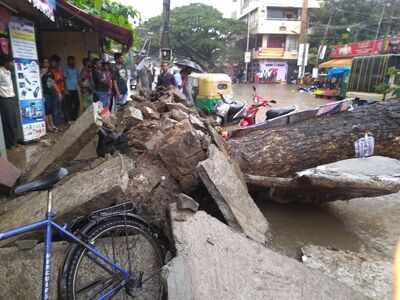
(266, 7, 299, 20)
(268, 35, 286, 48)
(286, 36, 298, 52)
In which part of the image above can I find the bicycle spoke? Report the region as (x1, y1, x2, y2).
(76, 276, 114, 295)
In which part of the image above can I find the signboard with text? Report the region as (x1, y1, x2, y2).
(9, 17, 46, 142)
(330, 39, 384, 58)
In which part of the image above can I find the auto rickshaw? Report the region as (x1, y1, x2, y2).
(189, 73, 233, 113)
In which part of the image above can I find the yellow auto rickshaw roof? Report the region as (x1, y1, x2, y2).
(190, 73, 232, 83)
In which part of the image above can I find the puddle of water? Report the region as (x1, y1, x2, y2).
(255, 198, 363, 258)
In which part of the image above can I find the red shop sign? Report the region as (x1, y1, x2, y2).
(330, 39, 384, 58)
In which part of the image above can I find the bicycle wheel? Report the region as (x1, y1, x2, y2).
(62, 216, 165, 300)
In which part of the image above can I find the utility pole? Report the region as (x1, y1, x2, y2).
(160, 0, 171, 61)
(244, 15, 250, 83)
(375, 2, 387, 40)
(316, 9, 336, 71)
(298, 0, 309, 81)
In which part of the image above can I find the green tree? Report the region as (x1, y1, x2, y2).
(141, 4, 246, 70)
(310, 0, 400, 47)
(69, 0, 140, 49)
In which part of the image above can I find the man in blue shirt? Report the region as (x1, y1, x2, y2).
(64, 56, 80, 122)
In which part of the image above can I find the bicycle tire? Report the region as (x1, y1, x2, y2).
(60, 216, 165, 300)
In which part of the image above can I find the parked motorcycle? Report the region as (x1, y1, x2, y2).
(214, 87, 296, 128)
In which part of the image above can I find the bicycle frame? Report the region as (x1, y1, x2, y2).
(0, 191, 130, 300)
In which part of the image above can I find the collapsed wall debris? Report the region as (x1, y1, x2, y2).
(164, 204, 368, 300)
(302, 245, 392, 300)
(247, 156, 400, 203)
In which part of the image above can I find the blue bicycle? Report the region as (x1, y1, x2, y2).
(0, 168, 165, 300)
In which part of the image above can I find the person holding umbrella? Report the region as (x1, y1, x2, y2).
(175, 59, 203, 107)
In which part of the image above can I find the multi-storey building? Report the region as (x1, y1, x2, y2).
(234, 0, 320, 82)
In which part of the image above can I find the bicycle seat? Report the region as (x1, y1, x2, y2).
(14, 168, 69, 195)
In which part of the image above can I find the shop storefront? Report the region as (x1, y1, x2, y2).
(255, 60, 288, 83)
(0, 0, 133, 155)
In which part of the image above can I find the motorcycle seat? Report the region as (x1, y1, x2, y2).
(14, 168, 69, 195)
(267, 107, 296, 120)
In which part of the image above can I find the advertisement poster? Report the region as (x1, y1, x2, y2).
(9, 17, 45, 141)
(30, 0, 56, 22)
(258, 61, 288, 82)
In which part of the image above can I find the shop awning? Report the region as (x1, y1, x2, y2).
(57, 0, 133, 47)
(319, 58, 353, 69)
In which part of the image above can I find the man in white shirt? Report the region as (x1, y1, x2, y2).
(0, 54, 17, 148)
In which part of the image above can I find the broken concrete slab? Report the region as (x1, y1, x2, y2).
(27, 103, 103, 180)
(0, 155, 132, 247)
(197, 145, 269, 244)
(0, 157, 21, 192)
(302, 245, 392, 300)
(159, 119, 209, 192)
(0, 242, 68, 300)
(177, 193, 199, 212)
(165, 205, 368, 300)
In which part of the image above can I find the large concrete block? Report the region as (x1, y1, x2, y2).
(165, 206, 369, 300)
(197, 145, 269, 244)
(0, 155, 132, 247)
(27, 103, 103, 180)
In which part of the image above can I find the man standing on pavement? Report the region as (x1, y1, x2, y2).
(157, 62, 176, 89)
(64, 56, 80, 122)
(0, 54, 17, 149)
(113, 53, 129, 108)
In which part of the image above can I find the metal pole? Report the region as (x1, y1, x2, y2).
(160, 0, 171, 50)
(316, 10, 335, 68)
(299, 0, 309, 81)
(245, 15, 250, 83)
(375, 3, 386, 40)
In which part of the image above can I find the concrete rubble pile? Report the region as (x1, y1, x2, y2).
(0, 87, 392, 299)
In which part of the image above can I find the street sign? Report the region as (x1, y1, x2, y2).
(160, 48, 172, 62)
(244, 51, 251, 63)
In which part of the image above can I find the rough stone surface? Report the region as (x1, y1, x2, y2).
(126, 153, 181, 225)
(27, 103, 102, 180)
(0, 242, 68, 300)
(0, 156, 21, 191)
(197, 145, 269, 244)
(302, 245, 392, 300)
(0, 155, 132, 247)
(170, 109, 188, 122)
(166, 206, 368, 300)
(159, 119, 209, 192)
(177, 193, 199, 212)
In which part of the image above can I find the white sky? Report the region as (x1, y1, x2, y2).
(117, 0, 234, 20)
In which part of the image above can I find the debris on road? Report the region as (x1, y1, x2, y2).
(164, 204, 368, 300)
(301, 245, 392, 300)
(0, 157, 21, 192)
(198, 144, 270, 244)
(247, 156, 400, 203)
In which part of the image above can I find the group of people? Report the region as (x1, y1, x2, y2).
(0, 51, 129, 150)
(157, 62, 194, 106)
(41, 52, 129, 132)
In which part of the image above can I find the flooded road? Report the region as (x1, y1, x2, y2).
(233, 84, 398, 265)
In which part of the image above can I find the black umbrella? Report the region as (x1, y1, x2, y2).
(174, 59, 204, 73)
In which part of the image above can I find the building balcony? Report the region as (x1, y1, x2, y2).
(254, 19, 301, 35)
(252, 48, 298, 60)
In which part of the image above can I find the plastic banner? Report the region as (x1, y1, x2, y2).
(9, 17, 46, 142)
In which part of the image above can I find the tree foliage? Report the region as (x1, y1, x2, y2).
(69, 0, 140, 48)
(141, 4, 246, 70)
(310, 0, 400, 46)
